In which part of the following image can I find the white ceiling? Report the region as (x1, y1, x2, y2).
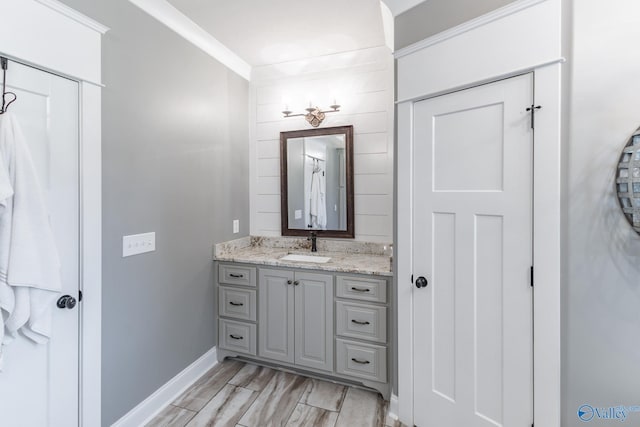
(167, 0, 388, 67)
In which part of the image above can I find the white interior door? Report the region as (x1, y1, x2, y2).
(0, 61, 79, 426)
(412, 74, 533, 427)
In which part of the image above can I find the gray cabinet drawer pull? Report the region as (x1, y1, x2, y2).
(229, 273, 244, 278)
(351, 319, 370, 325)
(351, 358, 370, 365)
(229, 301, 244, 306)
(294, 280, 299, 286)
(229, 334, 244, 340)
(287, 280, 293, 285)
(351, 286, 370, 292)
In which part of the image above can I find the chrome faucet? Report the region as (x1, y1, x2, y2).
(308, 231, 318, 252)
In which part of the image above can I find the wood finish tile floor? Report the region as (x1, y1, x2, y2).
(147, 360, 404, 427)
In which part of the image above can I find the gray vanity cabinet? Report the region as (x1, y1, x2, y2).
(216, 261, 390, 399)
(258, 268, 333, 372)
(293, 271, 334, 372)
(334, 275, 389, 385)
(217, 264, 258, 356)
(257, 269, 294, 363)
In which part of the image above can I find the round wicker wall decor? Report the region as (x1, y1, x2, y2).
(616, 128, 640, 234)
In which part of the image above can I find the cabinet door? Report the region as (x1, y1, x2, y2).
(259, 269, 295, 363)
(294, 272, 334, 372)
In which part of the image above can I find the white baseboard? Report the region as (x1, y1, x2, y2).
(387, 393, 399, 422)
(111, 347, 219, 427)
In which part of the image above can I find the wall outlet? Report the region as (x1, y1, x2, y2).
(233, 220, 239, 234)
(295, 209, 302, 219)
(123, 232, 156, 257)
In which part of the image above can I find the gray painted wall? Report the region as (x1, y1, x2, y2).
(394, 0, 517, 50)
(563, 1, 640, 425)
(59, 1, 249, 424)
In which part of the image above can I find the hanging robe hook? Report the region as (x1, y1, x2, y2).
(0, 57, 17, 114)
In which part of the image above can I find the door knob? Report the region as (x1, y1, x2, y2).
(57, 295, 77, 309)
(415, 276, 428, 289)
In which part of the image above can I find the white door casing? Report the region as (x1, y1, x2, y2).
(0, 1, 106, 426)
(412, 74, 533, 427)
(0, 61, 80, 426)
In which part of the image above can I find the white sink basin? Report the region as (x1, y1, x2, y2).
(280, 254, 331, 264)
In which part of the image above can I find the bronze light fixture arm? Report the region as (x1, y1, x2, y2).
(282, 103, 341, 127)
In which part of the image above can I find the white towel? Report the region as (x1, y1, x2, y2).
(0, 113, 62, 369)
(0, 122, 14, 368)
(309, 168, 327, 229)
(317, 169, 326, 228)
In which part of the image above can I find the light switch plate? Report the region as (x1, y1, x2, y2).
(295, 209, 302, 219)
(123, 232, 156, 257)
(233, 220, 239, 234)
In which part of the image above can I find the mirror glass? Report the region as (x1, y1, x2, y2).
(280, 125, 354, 238)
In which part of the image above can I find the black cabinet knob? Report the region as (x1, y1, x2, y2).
(415, 276, 428, 289)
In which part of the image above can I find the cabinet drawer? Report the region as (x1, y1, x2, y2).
(219, 264, 256, 287)
(336, 339, 387, 383)
(336, 301, 386, 343)
(336, 276, 387, 303)
(219, 286, 256, 321)
(219, 319, 256, 356)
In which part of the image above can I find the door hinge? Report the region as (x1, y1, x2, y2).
(79, 290, 83, 302)
(526, 105, 542, 129)
(411, 274, 414, 284)
(530, 266, 534, 287)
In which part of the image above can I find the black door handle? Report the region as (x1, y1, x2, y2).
(57, 295, 77, 309)
(415, 276, 428, 289)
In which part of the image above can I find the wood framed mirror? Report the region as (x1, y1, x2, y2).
(280, 125, 354, 238)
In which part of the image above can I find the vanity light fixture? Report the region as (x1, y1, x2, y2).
(282, 102, 341, 127)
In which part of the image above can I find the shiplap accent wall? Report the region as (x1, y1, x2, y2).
(250, 46, 394, 242)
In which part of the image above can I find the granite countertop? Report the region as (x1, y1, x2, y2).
(214, 236, 393, 277)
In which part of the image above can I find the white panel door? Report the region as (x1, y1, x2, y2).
(413, 74, 533, 427)
(0, 61, 79, 426)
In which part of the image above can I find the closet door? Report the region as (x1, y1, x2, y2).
(412, 74, 534, 427)
(0, 61, 80, 427)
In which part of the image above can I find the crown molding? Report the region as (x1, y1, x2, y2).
(34, 0, 109, 34)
